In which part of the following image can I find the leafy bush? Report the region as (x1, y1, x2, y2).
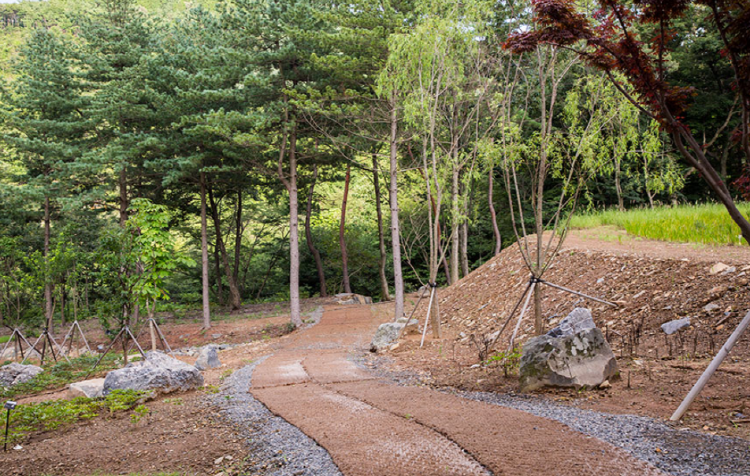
(486, 346, 523, 377)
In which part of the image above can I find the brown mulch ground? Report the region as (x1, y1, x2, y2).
(250, 305, 665, 476)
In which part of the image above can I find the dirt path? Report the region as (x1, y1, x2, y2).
(251, 305, 664, 476)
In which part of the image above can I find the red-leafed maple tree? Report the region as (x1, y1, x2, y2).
(506, 0, 750, 243)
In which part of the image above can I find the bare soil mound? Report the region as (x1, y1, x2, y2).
(399, 235, 750, 439)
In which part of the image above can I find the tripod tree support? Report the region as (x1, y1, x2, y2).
(86, 326, 146, 379)
(128, 319, 174, 356)
(0, 329, 35, 362)
(671, 310, 750, 422)
(22, 329, 69, 365)
(59, 321, 92, 356)
(420, 285, 437, 348)
(396, 286, 429, 340)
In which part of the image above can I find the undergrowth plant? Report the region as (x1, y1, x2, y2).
(0, 354, 119, 399)
(0, 389, 149, 444)
(486, 346, 523, 377)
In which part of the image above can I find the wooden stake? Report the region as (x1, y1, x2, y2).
(420, 286, 436, 348)
(509, 281, 536, 350)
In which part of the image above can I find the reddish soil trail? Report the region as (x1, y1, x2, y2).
(250, 305, 665, 476)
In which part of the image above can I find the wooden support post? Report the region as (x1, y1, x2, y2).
(420, 286, 437, 348)
(671, 310, 750, 421)
(509, 281, 536, 350)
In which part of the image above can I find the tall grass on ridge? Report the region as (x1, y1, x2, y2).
(570, 203, 750, 245)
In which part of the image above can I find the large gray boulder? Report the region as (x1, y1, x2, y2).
(103, 351, 204, 395)
(370, 322, 404, 352)
(68, 378, 105, 399)
(0, 363, 43, 387)
(195, 345, 221, 370)
(520, 309, 617, 392)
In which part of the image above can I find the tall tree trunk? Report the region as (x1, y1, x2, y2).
(119, 167, 128, 227)
(280, 117, 302, 328)
(60, 283, 66, 327)
(488, 165, 502, 255)
(44, 196, 53, 331)
(339, 164, 352, 294)
(615, 159, 624, 211)
(207, 182, 241, 310)
(200, 172, 211, 329)
(213, 243, 224, 306)
(372, 153, 390, 301)
(305, 164, 327, 297)
(233, 189, 242, 287)
(389, 97, 404, 319)
(450, 165, 460, 283)
(460, 220, 469, 277)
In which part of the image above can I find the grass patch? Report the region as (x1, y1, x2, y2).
(0, 354, 120, 399)
(0, 335, 11, 344)
(0, 389, 149, 445)
(571, 203, 750, 245)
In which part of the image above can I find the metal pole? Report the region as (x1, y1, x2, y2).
(671, 310, 750, 421)
(4, 408, 10, 451)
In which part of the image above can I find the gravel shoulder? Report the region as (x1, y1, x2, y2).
(211, 357, 342, 476)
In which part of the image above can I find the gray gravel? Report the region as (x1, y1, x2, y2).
(210, 357, 341, 476)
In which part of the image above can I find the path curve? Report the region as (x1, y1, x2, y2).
(251, 305, 665, 476)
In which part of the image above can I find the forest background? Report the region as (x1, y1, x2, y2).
(0, 0, 746, 332)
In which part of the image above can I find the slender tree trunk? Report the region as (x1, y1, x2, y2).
(450, 165, 460, 283)
(460, 220, 469, 277)
(340, 163, 352, 294)
(119, 167, 128, 227)
(287, 122, 302, 327)
(389, 97, 404, 318)
(305, 164, 327, 297)
(44, 197, 53, 331)
(207, 182, 241, 310)
(60, 283, 66, 327)
(233, 189, 242, 287)
(200, 172, 211, 329)
(372, 153, 391, 301)
(213, 243, 224, 306)
(488, 165, 502, 255)
(615, 159, 624, 211)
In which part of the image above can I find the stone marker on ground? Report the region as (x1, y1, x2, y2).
(68, 378, 105, 398)
(520, 308, 617, 392)
(103, 351, 204, 395)
(661, 317, 691, 335)
(195, 345, 221, 370)
(0, 363, 43, 387)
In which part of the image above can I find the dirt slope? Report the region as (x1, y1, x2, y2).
(396, 229, 750, 438)
(415, 230, 750, 361)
